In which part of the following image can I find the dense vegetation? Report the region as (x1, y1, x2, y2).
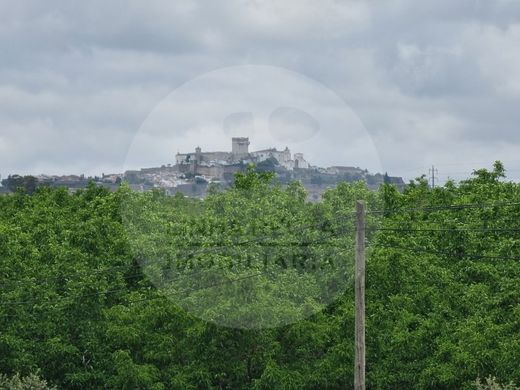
(1, 163, 519, 389)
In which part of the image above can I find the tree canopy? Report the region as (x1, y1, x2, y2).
(0, 164, 519, 388)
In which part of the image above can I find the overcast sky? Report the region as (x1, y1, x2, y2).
(1, 0, 520, 183)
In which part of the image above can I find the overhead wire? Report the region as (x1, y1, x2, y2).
(5, 199, 520, 313)
(374, 243, 520, 262)
(0, 216, 355, 289)
(0, 242, 354, 317)
(0, 230, 354, 310)
(366, 200, 520, 216)
(0, 271, 267, 321)
(369, 227, 520, 233)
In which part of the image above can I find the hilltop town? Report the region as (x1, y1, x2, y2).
(124, 137, 404, 200)
(1, 137, 404, 200)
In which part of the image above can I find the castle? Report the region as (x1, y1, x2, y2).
(122, 137, 404, 200)
(175, 137, 309, 180)
(2, 136, 404, 200)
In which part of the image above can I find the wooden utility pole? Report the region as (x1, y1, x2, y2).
(355, 200, 366, 390)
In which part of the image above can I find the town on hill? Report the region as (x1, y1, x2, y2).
(124, 137, 404, 200)
(1, 137, 404, 200)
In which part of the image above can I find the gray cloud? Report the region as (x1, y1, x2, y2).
(1, 0, 519, 182)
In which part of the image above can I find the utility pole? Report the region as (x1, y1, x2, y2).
(355, 200, 366, 390)
(429, 165, 438, 188)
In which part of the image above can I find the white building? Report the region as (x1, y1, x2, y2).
(175, 137, 310, 171)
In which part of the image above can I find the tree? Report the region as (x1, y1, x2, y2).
(0, 373, 57, 389)
(2, 175, 38, 194)
(2, 162, 520, 388)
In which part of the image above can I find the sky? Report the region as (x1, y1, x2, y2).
(1, 0, 520, 184)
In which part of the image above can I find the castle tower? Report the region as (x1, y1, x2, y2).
(294, 153, 309, 169)
(231, 137, 250, 158)
(195, 146, 202, 162)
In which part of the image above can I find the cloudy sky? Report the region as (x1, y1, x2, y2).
(1, 0, 520, 183)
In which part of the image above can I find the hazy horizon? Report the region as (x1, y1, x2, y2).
(1, 1, 520, 184)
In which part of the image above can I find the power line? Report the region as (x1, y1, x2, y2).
(374, 243, 520, 262)
(3, 199, 519, 290)
(144, 216, 355, 261)
(0, 220, 354, 289)
(7, 201, 520, 291)
(125, 271, 265, 305)
(5, 201, 520, 310)
(0, 267, 262, 310)
(0, 263, 143, 289)
(3, 237, 518, 319)
(0, 234, 352, 308)
(0, 237, 346, 289)
(366, 201, 520, 216)
(398, 159, 520, 172)
(0, 266, 224, 306)
(370, 227, 520, 233)
(0, 271, 267, 320)
(0, 244, 356, 317)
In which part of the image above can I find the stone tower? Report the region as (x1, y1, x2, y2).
(231, 137, 250, 158)
(195, 146, 202, 162)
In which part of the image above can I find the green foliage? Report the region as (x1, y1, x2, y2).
(1, 175, 38, 194)
(122, 168, 353, 329)
(1, 165, 520, 388)
(255, 157, 279, 173)
(475, 376, 519, 390)
(0, 372, 56, 390)
(233, 164, 276, 191)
